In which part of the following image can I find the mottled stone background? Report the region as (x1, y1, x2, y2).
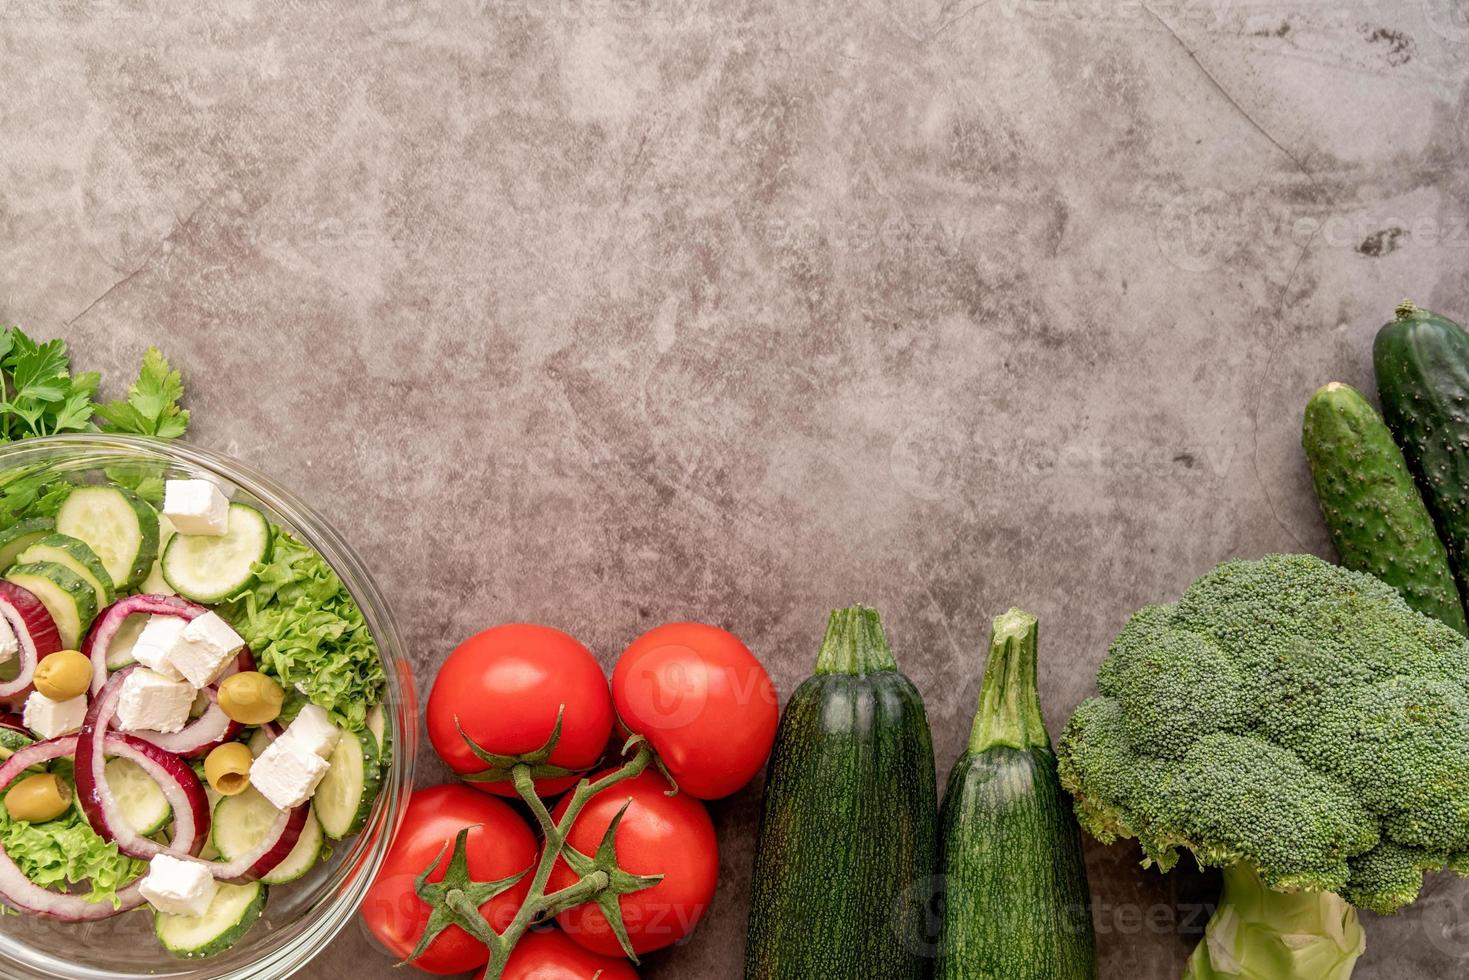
(4, 0, 1469, 976)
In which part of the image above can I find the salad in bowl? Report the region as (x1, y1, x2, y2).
(0, 435, 413, 980)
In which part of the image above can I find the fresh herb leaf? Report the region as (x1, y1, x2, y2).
(0, 331, 189, 526)
(104, 462, 166, 507)
(96, 347, 189, 439)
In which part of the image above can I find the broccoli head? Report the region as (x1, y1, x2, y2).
(1058, 554, 1469, 915)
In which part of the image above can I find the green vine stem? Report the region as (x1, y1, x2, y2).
(402, 715, 663, 980)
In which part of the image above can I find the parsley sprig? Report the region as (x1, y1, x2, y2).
(0, 325, 189, 522)
(0, 327, 188, 443)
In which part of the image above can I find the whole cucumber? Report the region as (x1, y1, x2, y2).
(1374, 301, 1469, 626)
(1303, 381, 1467, 634)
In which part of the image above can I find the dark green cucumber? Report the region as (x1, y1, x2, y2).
(1302, 382, 1467, 634)
(744, 605, 937, 980)
(935, 609, 1096, 980)
(1375, 301, 1469, 620)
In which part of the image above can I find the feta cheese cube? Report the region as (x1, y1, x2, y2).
(131, 616, 187, 681)
(162, 479, 230, 536)
(0, 618, 18, 666)
(23, 691, 87, 739)
(250, 737, 330, 810)
(278, 704, 341, 760)
(139, 854, 218, 917)
(170, 613, 245, 688)
(117, 669, 196, 734)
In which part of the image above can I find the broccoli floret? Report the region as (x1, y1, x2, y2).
(1059, 555, 1469, 978)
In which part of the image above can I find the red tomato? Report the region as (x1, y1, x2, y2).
(547, 770, 718, 957)
(362, 785, 536, 975)
(429, 624, 615, 797)
(612, 622, 778, 799)
(503, 928, 639, 979)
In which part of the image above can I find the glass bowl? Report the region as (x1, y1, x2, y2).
(0, 434, 417, 980)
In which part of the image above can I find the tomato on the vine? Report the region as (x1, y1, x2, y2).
(612, 622, 778, 799)
(503, 927, 639, 979)
(429, 624, 615, 797)
(546, 769, 718, 957)
(362, 785, 536, 975)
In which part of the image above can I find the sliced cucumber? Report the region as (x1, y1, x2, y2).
(55, 486, 159, 590)
(0, 518, 55, 570)
(247, 727, 272, 758)
(154, 880, 266, 958)
(197, 785, 223, 860)
(16, 534, 115, 610)
(106, 757, 171, 836)
(261, 808, 323, 885)
(4, 562, 98, 649)
(139, 516, 178, 596)
(140, 561, 175, 596)
(366, 704, 390, 772)
(315, 728, 380, 840)
(105, 613, 149, 669)
(212, 787, 286, 861)
(161, 504, 270, 603)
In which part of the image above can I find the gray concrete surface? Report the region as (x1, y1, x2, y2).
(4, 0, 1469, 976)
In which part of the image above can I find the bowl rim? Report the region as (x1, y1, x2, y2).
(0, 434, 417, 980)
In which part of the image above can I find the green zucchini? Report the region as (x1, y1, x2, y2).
(935, 609, 1096, 979)
(1375, 301, 1469, 621)
(744, 605, 937, 980)
(1302, 382, 1467, 633)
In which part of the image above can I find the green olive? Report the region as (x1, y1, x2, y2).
(217, 672, 285, 725)
(33, 650, 92, 702)
(5, 773, 72, 823)
(204, 742, 254, 797)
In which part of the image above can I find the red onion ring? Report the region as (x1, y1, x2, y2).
(83, 595, 207, 697)
(75, 668, 211, 862)
(0, 736, 149, 920)
(0, 581, 62, 698)
(209, 802, 311, 883)
(77, 668, 307, 881)
(130, 650, 254, 758)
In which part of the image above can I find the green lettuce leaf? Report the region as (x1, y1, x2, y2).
(0, 804, 146, 906)
(216, 530, 385, 729)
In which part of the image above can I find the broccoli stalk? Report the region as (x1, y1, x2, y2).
(1058, 555, 1469, 980)
(1185, 864, 1363, 980)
